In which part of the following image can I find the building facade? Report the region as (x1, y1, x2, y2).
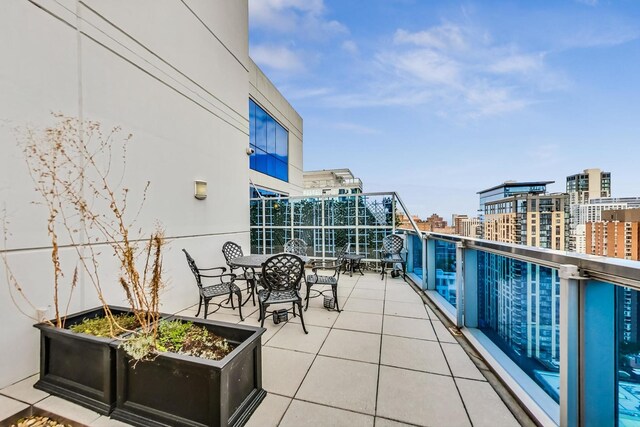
(302, 168, 363, 196)
(586, 209, 640, 260)
(566, 168, 611, 251)
(0, 0, 301, 388)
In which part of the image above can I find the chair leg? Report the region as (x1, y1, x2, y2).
(292, 303, 297, 318)
(196, 296, 203, 317)
(333, 286, 340, 312)
(380, 262, 386, 280)
(229, 290, 235, 310)
(305, 283, 312, 311)
(251, 278, 256, 306)
(297, 301, 308, 334)
(235, 288, 244, 321)
(259, 302, 266, 328)
(203, 299, 210, 319)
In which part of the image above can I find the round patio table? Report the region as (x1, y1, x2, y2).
(229, 254, 310, 269)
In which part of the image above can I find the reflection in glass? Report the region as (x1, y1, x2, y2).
(435, 240, 456, 306)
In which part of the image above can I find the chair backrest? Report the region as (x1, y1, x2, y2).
(261, 254, 304, 292)
(284, 238, 308, 256)
(222, 241, 244, 267)
(182, 249, 202, 288)
(336, 242, 350, 258)
(382, 234, 404, 255)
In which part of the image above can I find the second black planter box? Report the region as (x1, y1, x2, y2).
(111, 316, 266, 427)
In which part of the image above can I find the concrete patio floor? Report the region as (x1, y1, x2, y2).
(0, 272, 525, 426)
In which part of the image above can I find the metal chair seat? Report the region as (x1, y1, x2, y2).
(258, 289, 299, 304)
(306, 275, 337, 286)
(382, 254, 405, 263)
(202, 283, 239, 298)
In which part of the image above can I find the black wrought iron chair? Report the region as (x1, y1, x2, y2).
(259, 253, 307, 334)
(221, 241, 256, 306)
(284, 238, 308, 256)
(182, 249, 244, 320)
(305, 247, 346, 312)
(380, 234, 407, 281)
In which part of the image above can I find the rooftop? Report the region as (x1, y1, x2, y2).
(0, 272, 529, 427)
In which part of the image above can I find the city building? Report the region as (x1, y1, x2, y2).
(302, 168, 363, 196)
(482, 190, 569, 251)
(453, 215, 481, 238)
(586, 208, 640, 260)
(0, 0, 302, 389)
(566, 168, 612, 251)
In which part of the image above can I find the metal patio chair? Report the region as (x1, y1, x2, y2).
(259, 253, 307, 334)
(182, 249, 243, 320)
(305, 245, 346, 312)
(222, 241, 256, 305)
(284, 238, 308, 256)
(379, 234, 407, 281)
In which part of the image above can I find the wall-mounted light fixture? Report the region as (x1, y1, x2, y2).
(194, 180, 207, 200)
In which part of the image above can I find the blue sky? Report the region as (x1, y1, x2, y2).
(248, 0, 640, 222)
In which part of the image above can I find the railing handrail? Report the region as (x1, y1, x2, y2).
(250, 191, 395, 201)
(401, 228, 640, 288)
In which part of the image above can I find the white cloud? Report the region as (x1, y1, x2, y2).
(488, 53, 545, 74)
(394, 24, 468, 51)
(250, 45, 305, 73)
(249, 0, 347, 39)
(341, 40, 358, 54)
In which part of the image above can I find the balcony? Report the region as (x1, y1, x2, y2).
(249, 192, 640, 426)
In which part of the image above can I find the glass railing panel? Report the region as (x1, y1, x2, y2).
(324, 228, 357, 258)
(250, 228, 262, 255)
(292, 198, 321, 227)
(324, 196, 356, 227)
(407, 233, 423, 280)
(264, 198, 290, 227)
(291, 229, 319, 257)
(477, 251, 560, 418)
(358, 195, 393, 226)
(263, 228, 288, 254)
(617, 285, 640, 426)
(358, 229, 392, 259)
(250, 198, 263, 227)
(435, 239, 457, 306)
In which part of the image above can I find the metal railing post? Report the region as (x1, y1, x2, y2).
(422, 234, 427, 289)
(321, 197, 326, 262)
(559, 265, 583, 427)
(455, 242, 465, 327)
(261, 198, 266, 255)
(463, 248, 478, 328)
(426, 236, 436, 291)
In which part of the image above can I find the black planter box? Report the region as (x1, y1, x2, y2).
(111, 316, 266, 427)
(33, 305, 134, 415)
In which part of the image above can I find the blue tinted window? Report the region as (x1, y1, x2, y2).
(249, 99, 289, 182)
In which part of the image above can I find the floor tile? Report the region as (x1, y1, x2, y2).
(350, 288, 386, 301)
(354, 280, 386, 290)
(380, 335, 449, 375)
(245, 393, 291, 427)
(262, 347, 315, 397)
(289, 308, 339, 328)
(0, 395, 29, 421)
(441, 343, 485, 381)
(333, 311, 383, 334)
(280, 399, 374, 427)
(382, 316, 437, 341)
(456, 378, 520, 427)
(384, 289, 423, 304)
(377, 366, 471, 427)
(35, 396, 102, 425)
(296, 355, 378, 415)
(319, 329, 381, 364)
(375, 417, 417, 427)
(343, 297, 384, 315)
(431, 320, 458, 343)
(266, 323, 330, 354)
(242, 312, 285, 343)
(384, 301, 428, 319)
(0, 375, 49, 404)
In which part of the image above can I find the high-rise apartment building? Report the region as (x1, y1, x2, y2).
(482, 191, 569, 251)
(586, 208, 640, 260)
(566, 168, 612, 251)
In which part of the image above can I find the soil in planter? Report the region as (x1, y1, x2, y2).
(11, 415, 72, 427)
(156, 320, 235, 361)
(69, 313, 140, 338)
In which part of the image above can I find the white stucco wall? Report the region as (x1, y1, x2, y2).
(0, 0, 300, 389)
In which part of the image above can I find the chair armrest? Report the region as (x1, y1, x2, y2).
(198, 266, 227, 273)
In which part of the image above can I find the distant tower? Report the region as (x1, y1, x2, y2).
(566, 168, 612, 251)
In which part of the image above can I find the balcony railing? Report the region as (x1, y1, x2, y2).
(250, 193, 640, 427)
